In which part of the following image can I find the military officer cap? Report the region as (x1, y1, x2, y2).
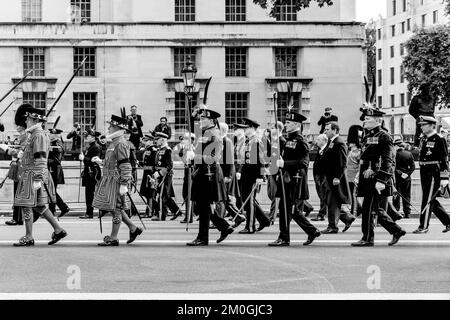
(155, 131, 169, 139)
(393, 138, 404, 145)
(359, 106, 385, 121)
(325, 107, 333, 112)
(285, 112, 307, 123)
(417, 115, 437, 125)
(107, 114, 129, 130)
(242, 117, 260, 128)
(233, 123, 249, 129)
(198, 107, 221, 119)
(26, 107, 47, 122)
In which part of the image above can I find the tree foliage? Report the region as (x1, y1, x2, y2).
(253, 0, 333, 17)
(403, 26, 450, 109)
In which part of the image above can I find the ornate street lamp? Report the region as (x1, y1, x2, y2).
(181, 57, 197, 96)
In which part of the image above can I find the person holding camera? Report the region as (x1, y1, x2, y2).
(317, 107, 338, 134)
(67, 122, 82, 160)
(154, 116, 172, 140)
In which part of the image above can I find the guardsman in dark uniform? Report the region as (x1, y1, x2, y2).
(151, 132, 182, 221)
(78, 130, 102, 219)
(92, 114, 143, 246)
(237, 118, 271, 234)
(393, 138, 415, 219)
(413, 116, 450, 234)
(140, 134, 157, 217)
(321, 121, 356, 234)
(48, 126, 70, 217)
(268, 112, 321, 246)
(0, 106, 68, 246)
(351, 107, 406, 247)
(186, 107, 234, 246)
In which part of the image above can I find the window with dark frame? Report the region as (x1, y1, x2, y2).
(226, 47, 247, 77)
(401, 21, 405, 33)
(175, 0, 196, 22)
(275, 47, 297, 77)
(23, 47, 45, 77)
(378, 69, 382, 87)
(225, 0, 246, 22)
(225, 92, 248, 125)
(378, 96, 383, 108)
(70, 0, 91, 23)
(390, 67, 395, 85)
(422, 14, 426, 27)
(390, 94, 395, 108)
(378, 29, 381, 40)
(400, 93, 405, 106)
(22, 0, 42, 22)
(402, 0, 406, 11)
(400, 43, 405, 56)
(273, 0, 297, 21)
(174, 92, 198, 132)
(276, 92, 300, 122)
(392, 0, 396, 16)
(407, 18, 411, 31)
(390, 45, 395, 58)
(391, 25, 396, 36)
(23, 92, 46, 110)
(174, 47, 197, 77)
(378, 48, 382, 60)
(74, 47, 96, 77)
(433, 10, 438, 24)
(400, 65, 405, 83)
(73, 92, 97, 129)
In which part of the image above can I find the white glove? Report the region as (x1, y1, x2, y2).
(236, 172, 241, 180)
(119, 185, 128, 196)
(440, 179, 449, 189)
(91, 156, 102, 165)
(401, 173, 408, 179)
(363, 168, 374, 179)
(276, 158, 284, 168)
(17, 151, 24, 159)
(33, 181, 42, 190)
(256, 178, 264, 185)
(186, 150, 195, 161)
(0, 144, 9, 153)
(375, 182, 386, 194)
(79, 154, 85, 161)
(332, 178, 340, 186)
(153, 171, 160, 179)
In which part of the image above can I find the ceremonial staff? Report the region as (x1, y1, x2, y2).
(181, 57, 197, 232)
(274, 91, 288, 232)
(0, 98, 18, 119)
(0, 70, 33, 114)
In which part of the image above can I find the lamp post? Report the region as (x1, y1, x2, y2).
(181, 57, 197, 231)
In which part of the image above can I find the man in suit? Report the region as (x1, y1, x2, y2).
(128, 105, 144, 150)
(67, 122, 82, 160)
(154, 117, 172, 140)
(317, 107, 339, 134)
(312, 134, 329, 221)
(321, 122, 356, 234)
(393, 139, 415, 219)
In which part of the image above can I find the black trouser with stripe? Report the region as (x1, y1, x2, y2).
(241, 179, 270, 232)
(278, 181, 318, 242)
(196, 200, 230, 242)
(419, 168, 450, 229)
(361, 192, 403, 243)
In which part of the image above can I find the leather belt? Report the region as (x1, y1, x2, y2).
(419, 161, 440, 166)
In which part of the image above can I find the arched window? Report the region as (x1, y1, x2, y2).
(390, 117, 395, 134)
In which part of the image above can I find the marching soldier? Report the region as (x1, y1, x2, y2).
(48, 126, 70, 217)
(140, 133, 158, 218)
(351, 107, 406, 247)
(186, 107, 234, 246)
(413, 116, 450, 234)
(393, 138, 415, 219)
(92, 114, 143, 246)
(151, 132, 182, 221)
(0, 105, 67, 246)
(237, 118, 271, 234)
(78, 130, 102, 219)
(268, 112, 321, 247)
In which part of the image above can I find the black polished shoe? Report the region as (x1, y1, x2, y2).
(268, 239, 290, 247)
(13, 236, 35, 247)
(256, 223, 269, 232)
(217, 228, 234, 244)
(443, 225, 450, 233)
(127, 227, 143, 244)
(5, 220, 19, 226)
(48, 230, 67, 245)
(312, 216, 325, 221)
(58, 208, 70, 219)
(170, 212, 183, 221)
(303, 231, 321, 246)
(342, 217, 356, 233)
(351, 240, 374, 247)
(232, 215, 246, 228)
(98, 236, 119, 247)
(412, 228, 428, 234)
(321, 228, 338, 234)
(304, 207, 314, 218)
(186, 239, 208, 246)
(389, 230, 406, 246)
(79, 215, 93, 219)
(238, 228, 255, 234)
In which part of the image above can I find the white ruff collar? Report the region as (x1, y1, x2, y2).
(25, 123, 42, 133)
(106, 130, 124, 141)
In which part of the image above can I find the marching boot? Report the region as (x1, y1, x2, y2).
(232, 214, 246, 228)
(127, 227, 143, 244)
(217, 227, 234, 244)
(268, 239, 290, 247)
(13, 236, 35, 247)
(351, 239, 374, 247)
(5, 220, 20, 226)
(303, 231, 321, 246)
(321, 227, 338, 234)
(388, 230, 406, 246)
(412, 228, 429, 234)
(186, 238, 208, 246)
(342, 217, 356, 233)
(48, 230, 68, 245)
(98, 236, 119, 247)
(443, 225, 450, 233)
